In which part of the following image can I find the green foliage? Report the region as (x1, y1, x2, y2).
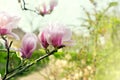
(16, 49, 49, 77)
(109, 2, 118, 7)
(53, 51, 65, 59)
(0, 42, 4, 49)
(0, 52, 6, 75)
(0, 49, 49, 79)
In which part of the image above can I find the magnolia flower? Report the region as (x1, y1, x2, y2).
(36, 0, 58, 16)
(0, 11, 20, 39)
(38, 23, 72, 48)
(20, 33, 37, 58)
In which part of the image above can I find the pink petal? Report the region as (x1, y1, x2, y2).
(0, 28, 8, 35)
(0, 11, 20, 38)
(38, 31, 49, 48)
(0, 11, 20, 29)
(50, 33, 62, 47)
(8, 32, 20, 40)
(22, 33, 37, 50)
(21, 33, 37, 58)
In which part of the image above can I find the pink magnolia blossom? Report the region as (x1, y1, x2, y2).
(20, 33, 37, 58)
(38, 23, 72, 48)
(0, 11, 20, 39)
(36, 0, 58, 16)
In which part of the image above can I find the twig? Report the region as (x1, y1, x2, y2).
(1, 36, 13, 80)
(21, 0, 39, 14)
(22, 0, 27, 10)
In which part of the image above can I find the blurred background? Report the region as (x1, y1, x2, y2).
(0, 0, 120, 80)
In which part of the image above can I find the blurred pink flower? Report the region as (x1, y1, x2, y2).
(36, 0, 58, 16)
(20, 33, 37, 58)
(0, 11, 20, 39)
(38, 23, 72, 48)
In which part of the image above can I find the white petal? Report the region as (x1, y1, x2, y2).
(62, 28, 72, 41)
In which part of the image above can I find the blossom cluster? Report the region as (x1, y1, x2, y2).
(0, 11, 72, 59)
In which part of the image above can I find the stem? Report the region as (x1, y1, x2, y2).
(21, 0, 39, 14)
(6, 45, 65, 80)
(22, 0, 27, 10)
(1, 36, 13, 80)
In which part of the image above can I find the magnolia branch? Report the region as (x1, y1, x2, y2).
(5, 45, 65, 80)
(1, 36, 13, 80)
(19, 0, 39, 14)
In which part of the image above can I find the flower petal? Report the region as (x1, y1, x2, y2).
(8, 32, 20, 40)
(20, 33, 37, 58)
(0, 11, 20, 37)
(38, 31, 49, 48)
(62, 28, 72, 41)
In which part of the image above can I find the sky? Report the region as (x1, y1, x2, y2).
(0, 0, 119, 34)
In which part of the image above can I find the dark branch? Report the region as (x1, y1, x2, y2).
(1, 36, 12, 80)
(6, 46, 65, 80)
(21, 0, 39, 14)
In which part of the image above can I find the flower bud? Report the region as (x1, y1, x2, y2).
(20, 33, 37, 58)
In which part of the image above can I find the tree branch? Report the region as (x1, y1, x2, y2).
(1, 36, 13, 80)
(6, 45, 65, 80)
(21, 0, 39, 14)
